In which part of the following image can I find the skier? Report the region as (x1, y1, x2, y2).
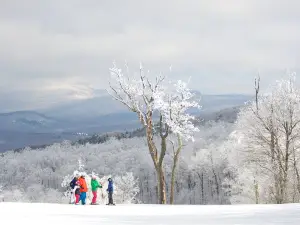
(74, 180, 81, 204)
(106, 177, 115, 205)
(69, 173, 80, 204)
(91, 174, 102, 205)
(78, 174, 88, 205)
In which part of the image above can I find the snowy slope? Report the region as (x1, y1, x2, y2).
(1, 203, 300, 224)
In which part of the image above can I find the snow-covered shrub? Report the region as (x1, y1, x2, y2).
(43, 188, 67, 203)
(61, 172, 76, 202)
(1, 187, 28, 202)
(113, 172, 140, 204)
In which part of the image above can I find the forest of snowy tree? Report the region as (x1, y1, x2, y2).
(0, 121, 233, 204)
(1, 68, 300, 205)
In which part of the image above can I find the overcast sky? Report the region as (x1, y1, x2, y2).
(0, 0, 300, 111)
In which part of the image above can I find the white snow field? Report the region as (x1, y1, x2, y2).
(1, 203, 300, 224)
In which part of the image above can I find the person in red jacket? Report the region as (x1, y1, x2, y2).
(78, 174, 88, 205)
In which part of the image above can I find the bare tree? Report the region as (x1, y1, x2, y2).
(108, 62, 200, 204)
(232, 73, 300, 203)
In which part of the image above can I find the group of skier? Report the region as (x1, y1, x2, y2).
(69, 173, 114, 205)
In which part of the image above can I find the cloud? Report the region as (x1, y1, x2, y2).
(0, 0, 300, 111)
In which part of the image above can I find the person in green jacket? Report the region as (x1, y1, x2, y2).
(91, 175, 102, 205)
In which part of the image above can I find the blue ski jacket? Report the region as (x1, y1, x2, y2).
(70, 177, 77, 189)
(107, 179, 114, 192)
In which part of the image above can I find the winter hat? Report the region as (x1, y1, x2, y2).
(91, 174, 96, 179)
(80, 172, 86, 177)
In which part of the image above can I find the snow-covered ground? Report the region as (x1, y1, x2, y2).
(1, 202, 300, 224)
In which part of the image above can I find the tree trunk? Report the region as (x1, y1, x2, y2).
(271, 131, 281, 203)
(254, 178, 259, 204)
(155, 135, 167, 204)
(157, 165, 166, 204)
(170, 161, 177, 204)
(170, 135, 182, 204)
(212, 169, 220, 197)
(144, 112, 165, 203)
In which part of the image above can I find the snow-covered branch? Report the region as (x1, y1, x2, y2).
(107, 62, 201, 140)
(153, 80, 201, 141)
(108, 62, 167, 126)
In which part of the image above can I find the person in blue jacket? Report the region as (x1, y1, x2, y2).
(69, 174, 80, 204)
(106, 177, 115, 205)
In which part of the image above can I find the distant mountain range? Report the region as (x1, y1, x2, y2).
(0, 93, 253, 152)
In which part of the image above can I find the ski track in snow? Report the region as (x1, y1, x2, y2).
(1, 202, 300, 224)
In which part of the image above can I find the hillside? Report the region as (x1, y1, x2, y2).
(0, 94, 251, 152)
(1, 203, 300, 224)
(8, 105, 241, 151)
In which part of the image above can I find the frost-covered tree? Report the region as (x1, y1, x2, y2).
(108, 62, 200, 204)
(61, 159, 89, 203)
(229, 73, 300, 204)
